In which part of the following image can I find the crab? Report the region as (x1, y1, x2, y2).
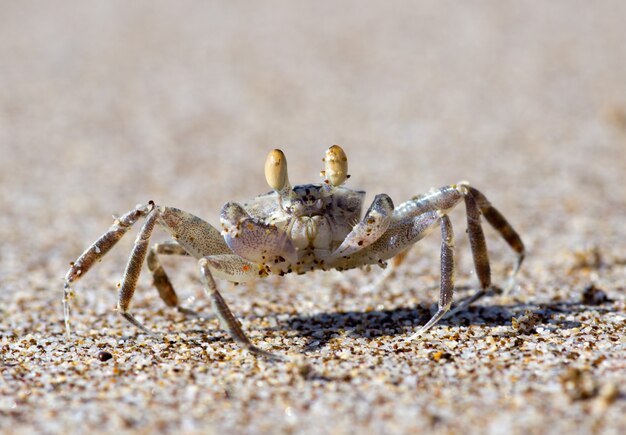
(64, 145, 525, 359)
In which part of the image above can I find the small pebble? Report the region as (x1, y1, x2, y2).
(97, 351, 113, 362)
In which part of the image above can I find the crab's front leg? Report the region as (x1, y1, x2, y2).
(197, 255, 284, 360)
(158, 207, 286, 358)
(146, 241, 217, 319)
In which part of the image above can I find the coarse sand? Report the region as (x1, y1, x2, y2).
(1, 2, 625, 434)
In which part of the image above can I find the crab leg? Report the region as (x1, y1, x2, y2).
(118, 209, 160, 336)
(146, 241, 190, 310)
(63, 203, 153, 335)
(158, 208, 279, 358)
(199, 257, 281, 360)
(357, 183, 524, 333)
(445, 186, 526, 316)
(116, 205, 259, 337)
(65, 204, 258, 342)
(442, 191, 492, 317)
(394, 185, 464, 218)
(466, 185, 525, 277)
(392, 182, 524, 281)
(410, 214, 455, 338)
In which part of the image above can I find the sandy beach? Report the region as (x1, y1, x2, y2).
(1, 2, 625, 433)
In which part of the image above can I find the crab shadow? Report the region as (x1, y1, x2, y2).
(272, 298, 616, 351)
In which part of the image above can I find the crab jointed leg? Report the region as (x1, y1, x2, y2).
(64, 203, 277, 357)
(118, 207, 160, 336)
(146, 241, 190, 310)
(158, 208, 275, 357)
(466, 185, 525, 277)
(441, 187, 494, 319)
(409, 214, 455, 338)
(146, 241, 222, 318)
(387, 183, 525, 335)
(199, 257, 281, 360)
(64, 203, 154, 336)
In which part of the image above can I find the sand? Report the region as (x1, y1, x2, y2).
(1, 1, 625, 434)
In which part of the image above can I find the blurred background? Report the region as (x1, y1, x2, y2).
(2, 0, 625, 291)
(0, 1, 625, 432)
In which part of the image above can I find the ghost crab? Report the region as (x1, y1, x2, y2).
(64, 145, 525, 359)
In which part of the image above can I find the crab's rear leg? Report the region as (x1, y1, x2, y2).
(445, 185, 525, 316)
(442, 189, 492, 318)
(409, 214, 455, 338)
(147, 241, 189, 308)
(117, 209, 161, 336)
(146, 241, 203, 317)
(466, 185, 525, 282)
(63, 203, 154, 335)
(394, 184, 524, 313)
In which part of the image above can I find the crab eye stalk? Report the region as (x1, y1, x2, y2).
(321, 144, 349, 187)
(265, 149, 290, 191)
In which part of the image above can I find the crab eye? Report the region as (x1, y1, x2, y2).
(322, 144, 349, 187)
(265, 149, 290, 191)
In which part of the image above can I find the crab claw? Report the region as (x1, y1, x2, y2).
(331, 193, 394, 257)
(220, 202, 298, 266)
